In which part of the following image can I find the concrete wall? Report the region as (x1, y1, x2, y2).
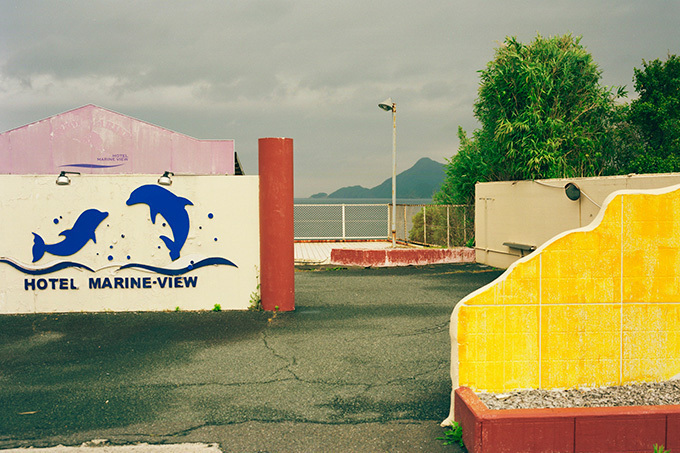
(476, 173, 680, 268)
(0, 175, 259, 313)
(446, 184, 680, 416)
(0, 105, 235, 175)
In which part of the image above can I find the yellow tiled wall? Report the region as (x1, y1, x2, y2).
(454, 185, 680, 392)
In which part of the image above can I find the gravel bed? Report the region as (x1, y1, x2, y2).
(477, 380, 680, 410)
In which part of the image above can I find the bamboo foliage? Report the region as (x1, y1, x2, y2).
(435, 34, 626, 205)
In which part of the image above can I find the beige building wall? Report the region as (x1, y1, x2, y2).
(476, 173, 680, 268)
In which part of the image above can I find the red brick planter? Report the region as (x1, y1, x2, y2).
(454, 386, 680, 453)
(330, 247, 475, 267)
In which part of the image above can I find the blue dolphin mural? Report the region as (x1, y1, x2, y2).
(126, 185, 193, 261)
(32, 209, 109, 262)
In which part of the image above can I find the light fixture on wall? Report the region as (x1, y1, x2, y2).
(56, 171, 80, 185)
(158, 171, 174, 186)
(564, 182, 581, 201)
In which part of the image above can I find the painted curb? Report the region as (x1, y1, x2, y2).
(330, 247, 475, 267)
(454, 387, 680, 452)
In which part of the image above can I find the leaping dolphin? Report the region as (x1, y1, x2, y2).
(32, 209, 109, 262)
(126, 185, 193, 261)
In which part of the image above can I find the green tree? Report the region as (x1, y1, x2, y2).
(627, 54, 680, 173)
(435, 34, 625, 204)
(433, 127, 487, 205)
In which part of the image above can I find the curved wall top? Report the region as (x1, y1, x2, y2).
(0, 105, 234, 175)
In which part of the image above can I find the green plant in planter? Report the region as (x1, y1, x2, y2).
(653, 445, 670, 453)
(437, 421, 464, 447)
(212, 303, 221, 312)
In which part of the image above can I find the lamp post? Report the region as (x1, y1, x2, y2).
(378, 97, 397, 247)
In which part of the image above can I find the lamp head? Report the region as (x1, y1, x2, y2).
(564, 182, 581, 201)
(158, 171, 174, 186)
(56, 171, 80, 186)
(378, 97, 394, 112)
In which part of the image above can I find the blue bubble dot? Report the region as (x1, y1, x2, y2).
(127, 255, 131, 260)
(208, 213, 214, 219)
(108, 255, 113, 261)
(53, 218, 59, 224)
(214, 237, 218, 242)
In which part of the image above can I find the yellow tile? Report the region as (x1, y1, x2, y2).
(504, 360, 539, 389)
(504, 306, 539, 334)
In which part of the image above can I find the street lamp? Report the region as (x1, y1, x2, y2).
(378, 97, 397, 247)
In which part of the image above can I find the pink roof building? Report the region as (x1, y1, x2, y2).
(0, 105, 235, 175)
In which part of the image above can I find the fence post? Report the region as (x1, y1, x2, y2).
(423, 206, 427, 244)
(463, 205, 467, 245)
(447, 206, 451, 249)
(387, 204, 391, 240)
(259, 137, 294, 312)
(341, 204, 346, 240)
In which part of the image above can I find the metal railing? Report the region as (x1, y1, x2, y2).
(294, 203, 473, 247)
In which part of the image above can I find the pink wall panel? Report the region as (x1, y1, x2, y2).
(212, 140, 234, 175)
(0, 133, 10, 170)
(0, 105, 234, 175)
(9, 118, 54, 174)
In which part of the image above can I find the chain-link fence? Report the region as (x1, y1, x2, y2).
(294, 204, 390, 240)
(395, 204, 474, 247)
(295, 203, 474, 247)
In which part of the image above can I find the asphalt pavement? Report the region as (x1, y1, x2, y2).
(0, 263, 502, 452)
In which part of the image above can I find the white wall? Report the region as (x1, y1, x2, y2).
(0, 175, 259, 313)
(476, 173, 680, 268)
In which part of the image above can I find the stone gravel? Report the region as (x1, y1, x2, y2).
(477, 380, 680, 410)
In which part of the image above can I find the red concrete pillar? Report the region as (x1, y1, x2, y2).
(258, 137, 295, 311)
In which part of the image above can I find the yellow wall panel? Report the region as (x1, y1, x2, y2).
(451, 185, 680, 396)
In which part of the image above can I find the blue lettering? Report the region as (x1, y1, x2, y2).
(130, 277, 141, 289)
(49, 278, 58, 289)
(114, 277, 124, 289)
(101, 278, 112, 289)
(143, 277, 151, 289)
(89, 278, 102, 289)
(184, 276, 198, 288)
(174, 276, 183, 288)
(157, 277, 168, 288)
(37, 279, 47, 290)
(59, 278, 68, 290)
(24, 279, 36, 290)
(70, 279, 78, 290)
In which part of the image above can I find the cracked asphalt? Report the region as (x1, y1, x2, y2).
(0, 263, 502, 452)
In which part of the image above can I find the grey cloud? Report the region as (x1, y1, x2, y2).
(1, 0, 679, 196)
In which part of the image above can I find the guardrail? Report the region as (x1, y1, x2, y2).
(294, 203, 473, 247)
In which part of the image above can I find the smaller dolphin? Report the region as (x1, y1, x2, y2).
(126, 185, 193, 261)
(32, 209, 109, 262)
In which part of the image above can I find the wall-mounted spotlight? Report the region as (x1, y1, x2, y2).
(564, 182, 581, 201)
(56, 171, 80, 186)
(158, 171, 174, 186)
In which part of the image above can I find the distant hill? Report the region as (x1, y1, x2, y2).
(310, 157, 445, 199)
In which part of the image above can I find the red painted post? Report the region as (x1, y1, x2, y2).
(258, 137, 295, 311)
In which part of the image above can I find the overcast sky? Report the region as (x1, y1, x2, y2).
(1, 1, 678, 197)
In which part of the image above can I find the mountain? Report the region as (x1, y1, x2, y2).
(310, 157, 445, 199)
